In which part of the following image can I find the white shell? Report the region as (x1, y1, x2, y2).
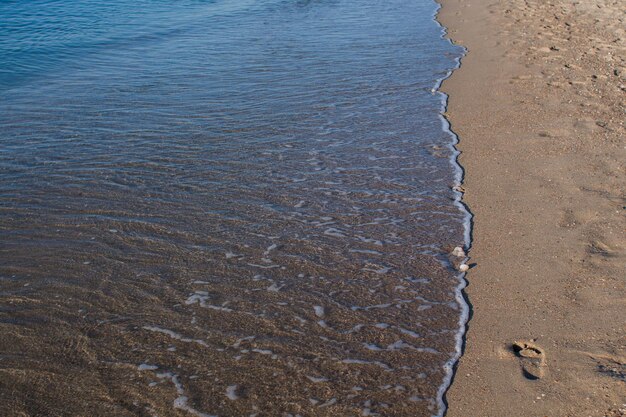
(451, 246, 466, 257)
(458, 263, 469, 272)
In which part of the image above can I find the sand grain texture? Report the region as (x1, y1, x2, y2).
(439, 0, 626, 416)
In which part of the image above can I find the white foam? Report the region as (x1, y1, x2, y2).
(232, 336, 255, 348)
(251, 348, 273, 355)
(364, 343, 383, 351)
(263, 243, 277, 255)
(323, 228, 345, 238)
(356, 236, 384, 246)
(206, 304, 233, 312)
(267, 282, 284, 291)
(138, 364, 159, 371)
(362, 266, 391, 274)
(313, 305, 325, 317)
(349, 249, 382, 255)
(185, 291, 210, 306)
(397, 323, 422, 337)
(157, 372, 215, 417)
(351, 303, 391, 311)
(246, 263, 280, 269)
(143, 326, 208, 347)
(344, 324, 365, 334)
(306, 375, 329, 383)
(387, 340, 439, 354)
(185, 291, 233, 312)
(431, 1, 472, 416)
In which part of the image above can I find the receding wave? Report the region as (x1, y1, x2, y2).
(0, 0, 466, 415)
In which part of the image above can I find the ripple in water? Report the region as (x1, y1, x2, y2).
(0, 0, 467, 415)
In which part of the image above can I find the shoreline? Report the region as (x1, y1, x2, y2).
(432, 2, 471, 414)
(438, 0, 625, 415)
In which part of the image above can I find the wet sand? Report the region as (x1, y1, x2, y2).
(439, 0, 625, 415)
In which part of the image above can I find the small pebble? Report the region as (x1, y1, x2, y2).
(452, 246, 466, 257)
(459, 264, 469, 272)
(453, 185, 466, 193)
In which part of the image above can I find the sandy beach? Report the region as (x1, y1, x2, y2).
(0, 0, 622, 415)
(439, 0, 625, 415)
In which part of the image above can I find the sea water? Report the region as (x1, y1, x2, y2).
(0, 0, 467, 415)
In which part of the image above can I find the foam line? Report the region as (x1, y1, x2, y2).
(430, 1, 472, 416)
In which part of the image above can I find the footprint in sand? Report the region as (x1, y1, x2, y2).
(512, 341, 546, 380)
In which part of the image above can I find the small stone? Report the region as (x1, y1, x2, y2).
(452, 246, 466, 257)
(459, 264, 469, 272)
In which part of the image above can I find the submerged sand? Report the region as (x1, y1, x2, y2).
(0, 2, 469, 416)
(439, 0, 625, 415)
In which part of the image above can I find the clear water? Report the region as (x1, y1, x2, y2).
(0, 0, 466, 415)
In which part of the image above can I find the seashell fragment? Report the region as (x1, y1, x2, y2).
(458, 263, 469, 272)
(451, 246, 466, 258)
(452, 185, 466, 193)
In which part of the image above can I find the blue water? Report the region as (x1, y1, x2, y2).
(0, 1, 466, 416)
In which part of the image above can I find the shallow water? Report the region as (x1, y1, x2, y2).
(0, 0, 466, 415)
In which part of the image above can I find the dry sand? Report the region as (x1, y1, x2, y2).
(438, 0, 625, 415)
